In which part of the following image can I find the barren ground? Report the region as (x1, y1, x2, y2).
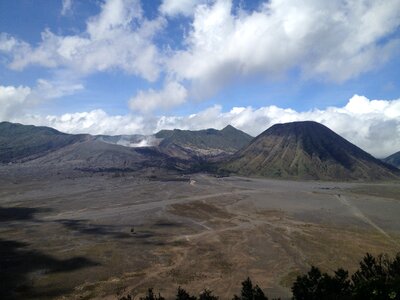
(1, 172, 400, 299)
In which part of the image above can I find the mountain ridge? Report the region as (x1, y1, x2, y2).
(0, 121, 90, 163)
(1, 120, 399, 181)
(155, 125, 253, 160)
(0, 122, 252, 171)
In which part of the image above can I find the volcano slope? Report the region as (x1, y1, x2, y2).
(222, 121, 399, 181)
(0, 121, 89, 163)
(383, 151, 400, 169)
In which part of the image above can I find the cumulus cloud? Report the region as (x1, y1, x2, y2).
(1, 0, 164, 81)
(0, 34, 22, 52)
(167, 0, 400, 97)
(6, 94, 400, 158)
(2, 0, 400, 113)
(0, 85, 32, 120)
(35, 78, 83, 99)
(129, 81, 188, 113)
(0, 79, 83, 120)
(159, 0, 205, 17)
(61, 0, 73, 16)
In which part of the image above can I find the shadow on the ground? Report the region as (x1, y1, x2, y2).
(0, 239, 98, 299)
(58, 219, 170, 246)
(58, 219, 134, 239)
(0, 206, 51, 222)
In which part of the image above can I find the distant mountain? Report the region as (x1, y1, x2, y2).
(383, 151, 400, 169)
(155, 125, 253, 160)
(0, 121, 88, 163)
(0, 122, 179, 171)
(24, 138, 175, 170)
(222, 121, 399, 181)
(3, 121, 396, 181)
(0, 122, 251, 173)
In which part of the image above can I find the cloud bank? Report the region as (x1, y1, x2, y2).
(0, 80, 83, 120)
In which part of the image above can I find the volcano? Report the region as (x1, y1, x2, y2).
(222, 121, 399, 181)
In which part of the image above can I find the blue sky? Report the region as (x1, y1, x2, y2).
(0, 0, 400, 157)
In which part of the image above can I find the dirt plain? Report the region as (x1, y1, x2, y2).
(1, 170, 400, 300)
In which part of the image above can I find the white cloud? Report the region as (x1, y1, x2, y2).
(61, 0, 73, 16)
(39, 110, 149, 135)
(159, 0, 205, 17)
(0, 34, 21, 52)
(0, 85, 32, 120)
(0, 79, 83, 120)
(1, 0, 400, 117)
(1, 0, 164, 81)
(6, 94, 400, 158)
(3, 0, 399, 93)
(167, 0, 400, 97)
(35, 78, 83, 99)
(129, 81, 188, 113)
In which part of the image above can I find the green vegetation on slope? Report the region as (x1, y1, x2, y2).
(0, 121, 88, 163)
(156, 125, 253, 153)
(222, 121, 399, 181)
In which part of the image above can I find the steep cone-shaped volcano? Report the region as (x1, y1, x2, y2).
(222, 121, 399, 181)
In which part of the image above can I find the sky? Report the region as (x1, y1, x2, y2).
(0, 0, 400, 158)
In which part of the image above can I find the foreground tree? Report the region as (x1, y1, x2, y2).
(140, 288, 165, 300)
(199, 289, 219, 300)
(233, 277, 268, 300)
(176, 286, 197, 300)
(292, 253, 400, 300)
(352, 253, 400, 300)
(292, 266, 352, 300)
